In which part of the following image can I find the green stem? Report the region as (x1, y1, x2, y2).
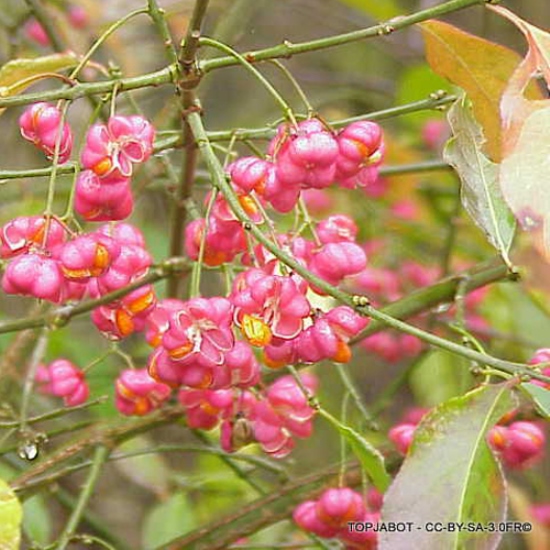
(200, 0, 485, 73)
(179, 0, 210, 72)
(167, 0, 211, 297)
(0, 66, 175, 108)
(0, 257, 190, 335)
(70, 9, 149, 80)
(54, 445, 110, 550)
(334, 363, 377, 430)
(147, 0, 178, 65)
(379, 160, 452, 177)
(199, 37, 297, 124)
(268, 59, 314, 116)
(185, 108, 550, 385)
(18, 329, 48, 437)
(0, 397, 105, 428)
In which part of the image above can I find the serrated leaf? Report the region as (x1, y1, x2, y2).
(142, 492, 195, 550)
(444, 96, 516, 266)
(520, 383, 550, 418)
(420, 20, 541, 161)
(327, 416, 390, 492)
(0, 477, 22, 550)
(380, 384, 513, 550)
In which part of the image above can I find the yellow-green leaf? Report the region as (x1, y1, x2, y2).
(0, 477, 22, 550)
(0, 53, 79, 116)
(420, 20, 541, 162)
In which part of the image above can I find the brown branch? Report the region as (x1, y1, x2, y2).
(167, 0, 211, 297)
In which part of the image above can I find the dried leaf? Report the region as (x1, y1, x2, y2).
(486, 6, 550, 256)
(444, 96, 515, 265)
(420, 20, 538, 161)
(0, 53, 79, 117)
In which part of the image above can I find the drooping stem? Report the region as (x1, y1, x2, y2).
(54, 445, 110, 550)
(199, 37, 297, 125)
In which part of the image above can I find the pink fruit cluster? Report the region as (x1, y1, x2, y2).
(0, 218, 157, 330)
(175, 374, 316, 458)
(76, 115, 155, 221)
(19, 103, 73, 163)
(35, 359, 89, 407)
(185, 118, 383, 266)
(293, 487, 379, 549)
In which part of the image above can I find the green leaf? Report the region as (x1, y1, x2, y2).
(21, 494, 51, 545)
(444, 96, 516, 266)
(142, 492, 195, 550)
(337, 0, 401, 20)
(324, 413, 390, 492)
(0, 477, 22, 550)
(114, 437, 172, 498)
(409, 350, 473, 407)
(380, 384, 513, 550)
(520, 383, 550, 418)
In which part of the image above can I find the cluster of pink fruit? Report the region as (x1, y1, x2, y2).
(293, 487, 381, 549)
(1, 218, 156, 336)
(185, 118, 383, 266)
(19, 103, 155, 221)
(9, 102, 385, 461)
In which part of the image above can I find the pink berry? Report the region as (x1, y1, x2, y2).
(2, 253, 64, 302)
(388, 423, 417, 455)
(317, 215, 358, 244)
(81, 115, 155, 179)
(0, 216, 66, 259)
(58, 233, 121, 282)
(336, 120, 384, 179)
(229, 157, 272, 194)
(488, 421, 546, 469)
(74, 170, 134, 222)
(24, 19, 49, 46)
(178, 388, 234, 429)
(231, 268, 311, 345)
(115, 368, 171, 416)
(35, 359, 89, 406)
(67, 5, 89, 28)
(19, 103, 73, 163)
